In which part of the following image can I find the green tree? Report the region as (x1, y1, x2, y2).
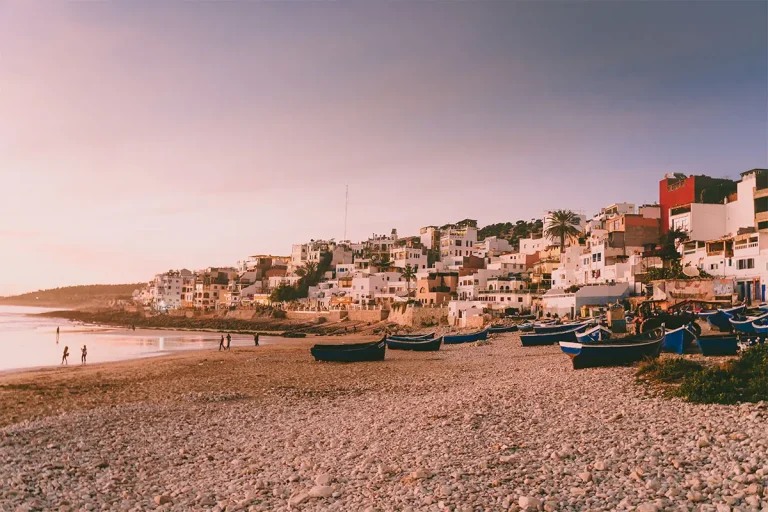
(400, 264, 418, 300)
(544, 210, 582, 252)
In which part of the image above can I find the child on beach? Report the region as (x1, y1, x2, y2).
(56, 326, 60, 343)
(226, 333, 232, 350)
(61, 346, 69, 365)
(254, 333, 259, 346)
(81, 345, 87, 365)
(219, 335, 225, 351)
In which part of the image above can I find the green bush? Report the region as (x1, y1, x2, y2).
(317, 316, 327, 324)
(271, 309, 287, 319)
(637, 345, 768, 404)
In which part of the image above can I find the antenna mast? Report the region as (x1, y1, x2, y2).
(343, 185, 349, 241)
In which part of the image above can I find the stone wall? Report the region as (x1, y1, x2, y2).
(388, 306, 448, 327)
(347, 308, 388, 323)
(285, 310, 346, 322)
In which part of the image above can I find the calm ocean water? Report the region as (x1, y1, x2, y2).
(0, 306, 275, 372)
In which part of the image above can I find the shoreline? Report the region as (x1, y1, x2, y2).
(2, 334, 765, 511)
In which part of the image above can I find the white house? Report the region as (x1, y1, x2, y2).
(542, 283, 631, 318)
(440, 225, 477, 261)
(518, 236, 548, 256)
(448, 300, 486, 327)
(390, 245, 428, 270)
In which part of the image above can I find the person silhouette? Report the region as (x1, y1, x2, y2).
(219, 335, 225, 351)
(81, 345, 87, 365)
(254, 333, 259, 346)
(56, 326, 60, 343)
(61, 346, 69, 365)
(226, 333, 232, 350)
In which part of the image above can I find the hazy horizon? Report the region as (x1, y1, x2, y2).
(1, 0, 766, 295)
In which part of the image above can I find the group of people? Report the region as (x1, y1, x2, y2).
(60, 344, 86, 365)
(219, 332, 261, 351)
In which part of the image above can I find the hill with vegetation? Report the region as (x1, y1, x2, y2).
(0, 284, 143, 309)
(477, 219, 543, 248)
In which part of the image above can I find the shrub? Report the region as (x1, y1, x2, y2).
(637, 345, 768, 404)
(317, 316, 327, 324)
(271, 309, 287, 319)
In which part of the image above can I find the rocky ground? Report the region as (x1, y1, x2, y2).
(1, 334, 767, 512)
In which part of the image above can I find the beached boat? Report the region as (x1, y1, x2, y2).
(487, 324, 518, 334)
(443, 329, 489, 345)
(520, 324, 589, 347)
(661, 324, 696, 354)
(385, 336, 442, 351)
(283, 331, 307, 338)
(387, 332, 435, 341)
(707, 311, 734, 332)
(518, 322, 534, 332)
(695, 333, 739, 356)
(559, 328, 665, 370)
(575, 325, 612, 343)
(310, 338, 386, 362)
(533, 321, 592, 334)
(729, 311, 768, 334)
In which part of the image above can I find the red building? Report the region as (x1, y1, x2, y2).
(658, 174, 736, 234)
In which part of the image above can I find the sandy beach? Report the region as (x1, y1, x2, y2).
(1, 333, 767, 512)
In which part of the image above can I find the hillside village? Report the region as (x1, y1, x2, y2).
(136, 169, 768, 327)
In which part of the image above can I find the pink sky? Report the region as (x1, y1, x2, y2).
(1, 1, 765, 295)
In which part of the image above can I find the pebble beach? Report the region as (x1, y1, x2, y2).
(1, 333, 766, 512)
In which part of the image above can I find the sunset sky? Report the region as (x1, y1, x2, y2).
(1, 0, 766, 295)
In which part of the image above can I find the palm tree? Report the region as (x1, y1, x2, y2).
(400, 264, 417, 300)
(544, 210, 582, 252)
(295, 261, 319, 284)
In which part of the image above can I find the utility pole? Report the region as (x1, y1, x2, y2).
(343, 185, 349, 242)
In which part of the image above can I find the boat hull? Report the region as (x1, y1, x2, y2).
(310, 339, 386, 362)
(707, 312, 734, 332)
(533, 322, 590, 334)
(661, 325, 696, 354)
(521, 325, 586, 346)
(575, 325, 612, 343)
(697, 335, 739, 356)
(488, 325, 519, 334)
(385, 336, 442, 351)
(729, 312, 768, 334)
(387, 332, 435, 341)
(559, 328, 665, 369)
(443, 330, 488, 344)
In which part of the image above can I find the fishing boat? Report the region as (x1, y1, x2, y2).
(443, 329, 489, 344)
(518, 322, 534, 332)
(707, 311, 734, 332)
(533, 321, 592, 334)
(729, 311, 768, 334)
(310, 338, 386, 362)
(521, 324, 590, 347)
(575, 325, 612, 343)
(387, 332, 435, 341)
(661, 324, 696, 354)
(487, 324, 519, 334)
(695, 333, 739, 356)
(385, 336, 442, 351)
(559, 327, 665, 369)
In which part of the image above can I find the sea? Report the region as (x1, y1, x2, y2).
(0, 305, 275, 373)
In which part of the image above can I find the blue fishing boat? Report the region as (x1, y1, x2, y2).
(533, 321, 592, 334)
(443, 329, 489, 344)
(661, 324, 697, 354)
(387, 332, 435, 341)
(729, 311, 768, 334)
(707, 311, 734, 332)
(721, 304, 746, 316)
(310, 338, 386, 362)
(575, 325, 612, 343)
(521, 324, 589, 347)
(518, 322, 534, 332)
(385, 336, 442, 351)
(695, 334, 739, 356)
(559, 327, 665, 369)
(487, 324, 519, 334)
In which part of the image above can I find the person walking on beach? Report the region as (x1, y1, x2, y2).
(254, 333, 259, 346)
(226, 333, 232, 350)
(56, 326, 60, 343)
(81, 345, 87, 365)
(61, 346, 69, 365)
(219, 335, 225, 351)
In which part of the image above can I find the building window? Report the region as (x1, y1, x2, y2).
(738, 258, 755, 270)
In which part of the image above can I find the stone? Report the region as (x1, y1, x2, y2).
(288, 492, 308, 507)
(697, 436, 712, 448)
(593, 461, 607, 471)
(154, 495, 172, 506)
(308, 485, 333, 498)
(518, 496, 542, 510)
(315, 474, 332, 486)
(411, 469, 431, 479)
(578, 472, 592, 483)
(637, 504, 660, 512)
